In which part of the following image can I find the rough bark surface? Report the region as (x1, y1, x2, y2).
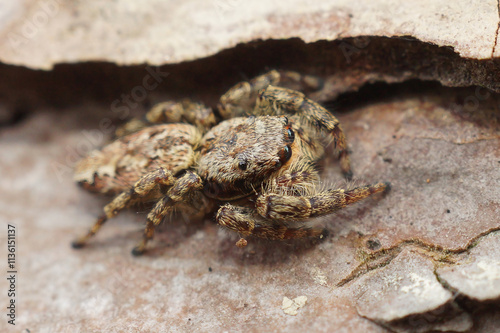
(0, 1, 499, 332)
(0, 0, 499, 69)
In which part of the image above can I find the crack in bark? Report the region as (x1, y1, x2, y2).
(433, 269, 461, 297)
(336, 227, 500, 287)
(356, 270, 473, 333)
(357, 313, 400, 333)
(356, 299, 469, 333)
(372, 135, 500, 168)
(492, 0, 500, 58)
(346, 231, 500, 332)
(350, 255, 481, 333)
(416, 135, 499, 145)
(398, 135, 500, 146)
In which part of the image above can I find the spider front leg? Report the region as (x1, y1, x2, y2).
(116, 99, 216, 137)
(72, 167, 176, 249)
(217, 169, 325, 242)
(218, 70, 280, 119)
(256, 182, 390, 221)
(218, 70, 323, 119)
(256, 85, 352, 179)
(131, 171, 203, 256)
(216, 182, 390, 244)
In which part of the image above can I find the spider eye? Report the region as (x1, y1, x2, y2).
(238, 160, 248, 171)
(286, 127, 295, 143)
(278, 145, 292, 166)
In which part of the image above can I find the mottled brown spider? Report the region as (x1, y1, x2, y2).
(72, 70, 390, 256)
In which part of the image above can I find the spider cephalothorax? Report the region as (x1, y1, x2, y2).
(73, 70, 389, 255)
(199, 116, 299, 200)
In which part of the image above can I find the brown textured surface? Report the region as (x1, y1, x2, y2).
(0, 0, 498, 69)
(0, 76, 499, 332)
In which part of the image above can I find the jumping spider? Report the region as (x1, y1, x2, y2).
(73, 70, 390, 256)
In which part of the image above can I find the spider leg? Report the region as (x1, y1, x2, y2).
(218, 70, 280, 119)
(131, 171, 203, 256)
(115, 99, 216, 137)
(266, 167, 320, 196)
(276, 70, 324, 94)
(72, 167, 175, 249)
(217, 182, 389, 243)
(256, 182, 390, 221)
(216, 204, 326, 241)
(218, 70, 324, 120)
(256, 85, 352, 179)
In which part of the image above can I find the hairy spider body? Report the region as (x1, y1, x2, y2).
(73, 70, 389, 255)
